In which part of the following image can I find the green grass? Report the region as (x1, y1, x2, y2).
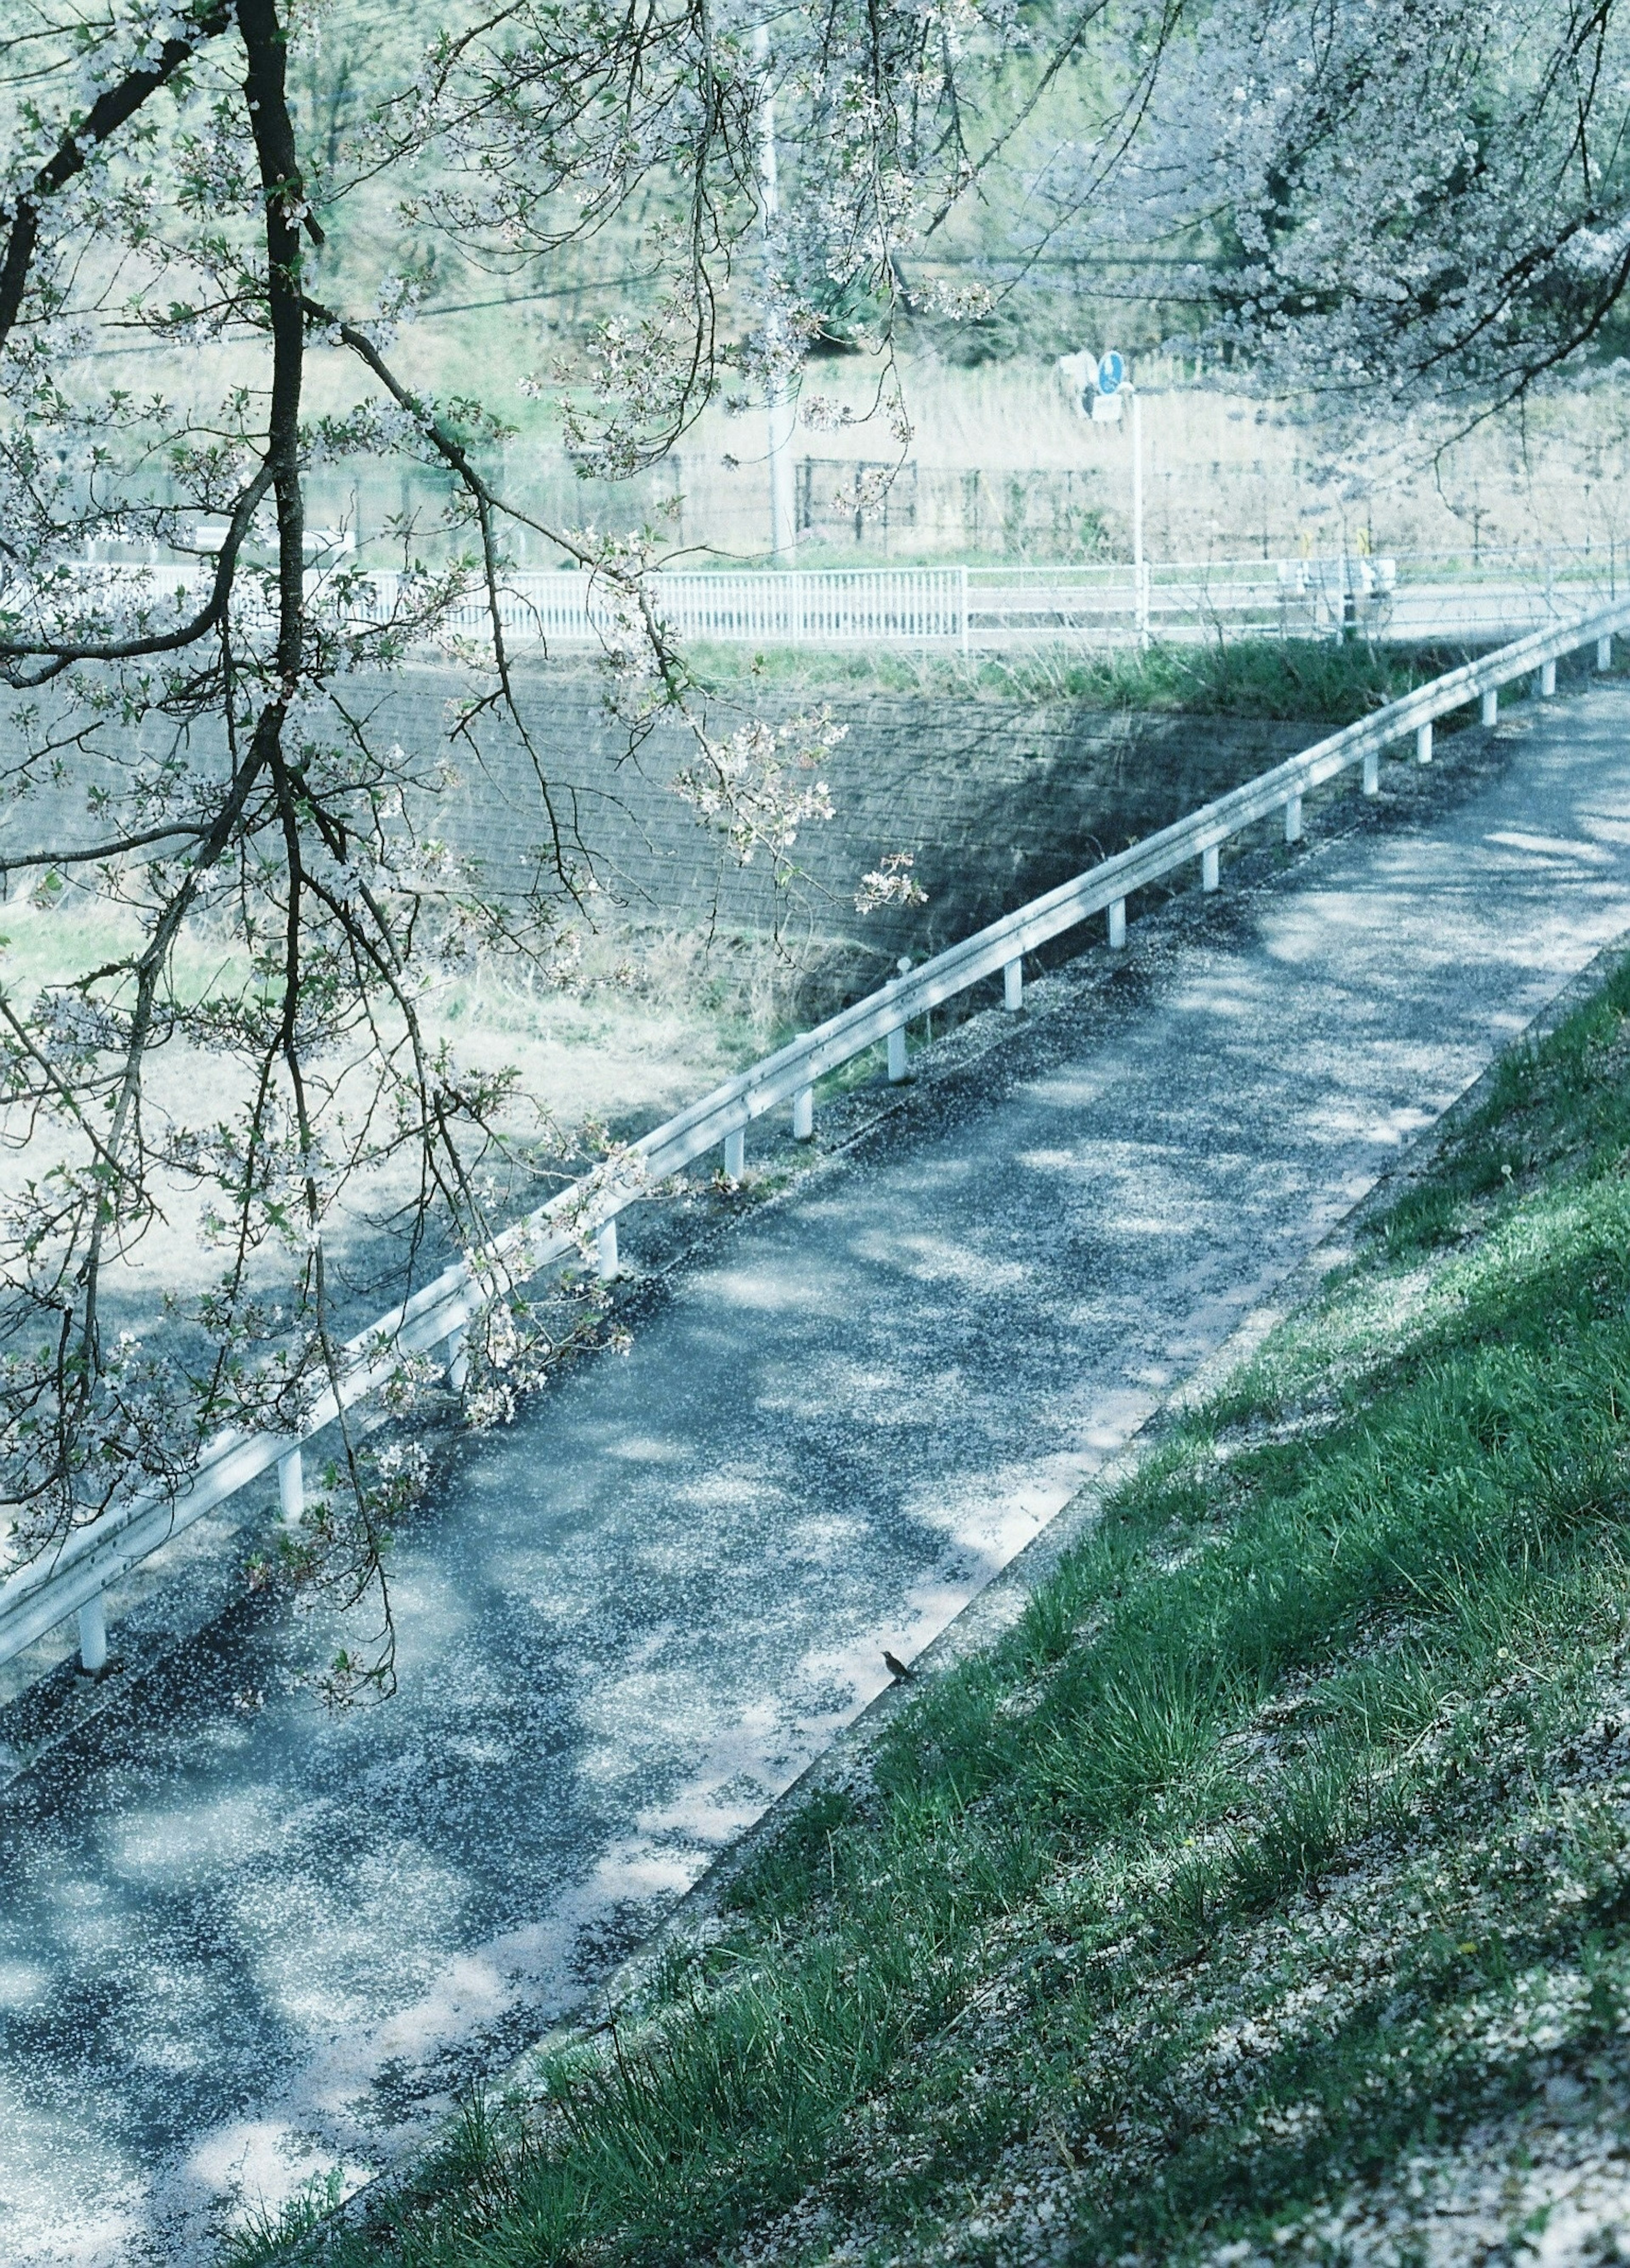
(241, 951, 1630, 2268)
(0, 897, 256, 1006)
(680, 634, 1525, 724)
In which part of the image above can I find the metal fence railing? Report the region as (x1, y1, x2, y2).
(29, 548, 1630, 649)
(5, 594, 1627, 1678)
(24, 561, 975, 651)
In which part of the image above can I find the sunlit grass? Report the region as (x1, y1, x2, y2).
(0, 896, 254, 1008)
(0, 897, 817, 1158)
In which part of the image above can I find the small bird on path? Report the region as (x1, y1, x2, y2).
(883, 1650, 917, 1682)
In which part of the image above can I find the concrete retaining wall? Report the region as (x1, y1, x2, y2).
(0, 665, 1312, 1001)
(366, 667, 1311, 977)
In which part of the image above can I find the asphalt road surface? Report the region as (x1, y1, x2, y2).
(6, 688, 1630, 2265)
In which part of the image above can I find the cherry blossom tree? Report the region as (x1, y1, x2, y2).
(1041, 0, 1630, 429)
(0, 0, 1101, 1695)
(30, 0, 1574, 1700)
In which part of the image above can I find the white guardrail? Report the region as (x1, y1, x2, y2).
(4, 597, 1629, 1676)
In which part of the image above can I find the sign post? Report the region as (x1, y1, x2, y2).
(1092, 350, 1147, 649)
(1058, 347, 1148, 646)
(1130, 385, 1147, 647)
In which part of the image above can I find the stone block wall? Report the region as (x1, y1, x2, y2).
(0, 664, 1313, 1005)
(367, 666, 1312, 983)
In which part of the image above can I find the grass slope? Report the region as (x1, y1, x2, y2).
(248, 952, 1630, 2268)
(681, 635, 1508, 723)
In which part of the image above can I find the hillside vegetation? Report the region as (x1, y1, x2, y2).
(242, 945, 1630, 2264)
(683, 635, 1493, 722)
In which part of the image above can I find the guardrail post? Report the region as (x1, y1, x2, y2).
(1598, 634, 1613, 672)
(1481, 689, 1498, 727)
(1108, 899, 1127, 948)
(1003, 958, 1023, 1009)
(723, 1128, 745, 1179)
(887, 958, 912, 1079)
(792, 1084, 813, 1139)
(1201, 845, 1220, 892)
(596, 1219, 619, 1279)
(447, 1325, 470, 1392)
(1537, 659, 1556, 697)
(1362, 748, 1380, 795)
(1416, 722, 1433, 764)
(77, 1593, 107, 1677)
(1284, 793, 1302, 843)
(278, 1446, 303, 1526)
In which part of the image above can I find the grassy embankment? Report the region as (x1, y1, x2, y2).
(244, 947, 1630, 2262)
(0, 896, 791, 1141)
(684, 634, 1506, 724)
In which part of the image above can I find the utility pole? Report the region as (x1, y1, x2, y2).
(756, 25, 797, 562)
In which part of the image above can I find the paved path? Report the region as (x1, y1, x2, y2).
(6, 692, 1630, 2266)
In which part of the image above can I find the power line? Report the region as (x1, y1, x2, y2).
(75, 272, 663, 359)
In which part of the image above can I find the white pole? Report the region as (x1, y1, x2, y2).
(77, 1594, 107, 1676)
(1131, 387, 1147, 649)
(756, 27, 796, 563)
(278, 1446, 304, 1525)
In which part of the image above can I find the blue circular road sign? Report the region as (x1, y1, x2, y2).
(1097, 350, 1125, 395)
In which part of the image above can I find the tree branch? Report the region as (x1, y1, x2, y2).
(0, 2, 233, 356)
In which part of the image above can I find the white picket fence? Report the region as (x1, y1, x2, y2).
(3, 594, 1627, 1679)
(399, 564, 975, 646)
(36, 560, 975, 649)
(41, 547, 1630, 652)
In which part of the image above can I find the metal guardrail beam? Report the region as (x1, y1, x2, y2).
(4, 594, 1627, 1671)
